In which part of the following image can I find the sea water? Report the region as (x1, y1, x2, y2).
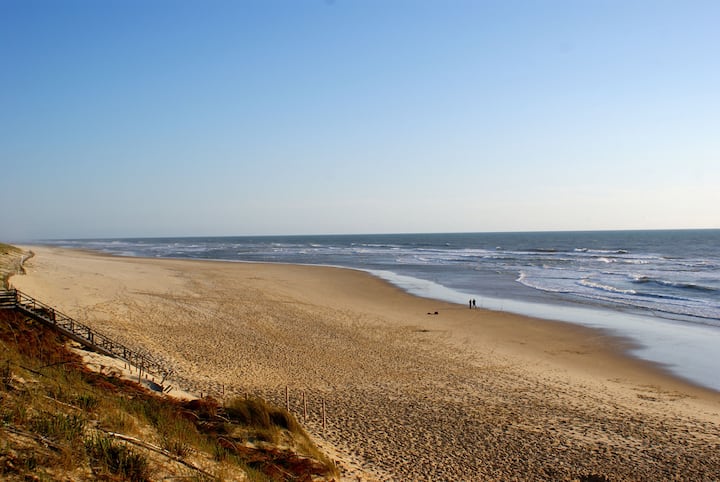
(44, 230, 720, 391)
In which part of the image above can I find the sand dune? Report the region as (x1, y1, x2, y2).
(12, 246, 720, 481)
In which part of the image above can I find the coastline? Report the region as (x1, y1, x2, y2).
(11, 245, 720, 480)
(366, 268, 720, 393)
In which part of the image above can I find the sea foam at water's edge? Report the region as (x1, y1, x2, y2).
(369, 268, 720, 392)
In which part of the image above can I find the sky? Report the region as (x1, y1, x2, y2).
(1, 0, 719, 240)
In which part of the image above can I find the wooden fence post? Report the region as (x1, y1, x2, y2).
(322, 398, 326, 432)
(302, 391, 307, 421)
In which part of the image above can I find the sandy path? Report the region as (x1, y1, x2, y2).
(11, 247, 720, 481)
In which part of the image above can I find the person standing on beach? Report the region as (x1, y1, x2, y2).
(472, 299, 476, 308)
(469, 299, 472, 309)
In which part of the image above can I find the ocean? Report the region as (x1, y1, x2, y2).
(44, 230, 720, 390)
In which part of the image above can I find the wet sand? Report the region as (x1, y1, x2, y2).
(12, 246, 720, 480)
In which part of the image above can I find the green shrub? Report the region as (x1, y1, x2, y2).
(74, 393, 99, 411)
(31, 412, 85, 443)
(85, 435, 151, 481)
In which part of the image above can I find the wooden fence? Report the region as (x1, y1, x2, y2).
(0, 288, 170, 381)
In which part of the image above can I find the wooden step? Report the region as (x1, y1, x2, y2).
(0, 291, 16, 308)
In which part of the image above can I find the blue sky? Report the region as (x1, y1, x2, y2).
(1, 0, 718, 240)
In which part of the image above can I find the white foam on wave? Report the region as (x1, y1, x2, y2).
(519, 268, 718, 323)
(368, 270, 471, 305)
(517, 269, 578, 294)
(579, 279, 637, 295)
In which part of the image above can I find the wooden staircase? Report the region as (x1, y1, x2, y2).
(0, 289, 170, 381)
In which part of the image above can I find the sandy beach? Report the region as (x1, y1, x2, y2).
(10, 246, 720, 480)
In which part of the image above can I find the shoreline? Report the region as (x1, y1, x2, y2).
(11, 245, 720, 480)
(45, 245, 720, 393)
(364, 268, 720, 393)
(24, 236, 720, 393)
(13, 244, 720, 400)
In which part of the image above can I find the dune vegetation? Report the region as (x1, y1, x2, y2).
(0, 243, 28, 289)
(0, 244, 338, 481)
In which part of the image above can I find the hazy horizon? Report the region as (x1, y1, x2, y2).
(16, 227, 718, 244)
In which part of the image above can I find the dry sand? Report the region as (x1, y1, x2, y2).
(11, 246, 720, 481)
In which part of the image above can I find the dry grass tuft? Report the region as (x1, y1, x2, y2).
(0, 307, 338, 481)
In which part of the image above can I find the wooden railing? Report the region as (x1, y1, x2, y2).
(0, 288, 170, 381)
